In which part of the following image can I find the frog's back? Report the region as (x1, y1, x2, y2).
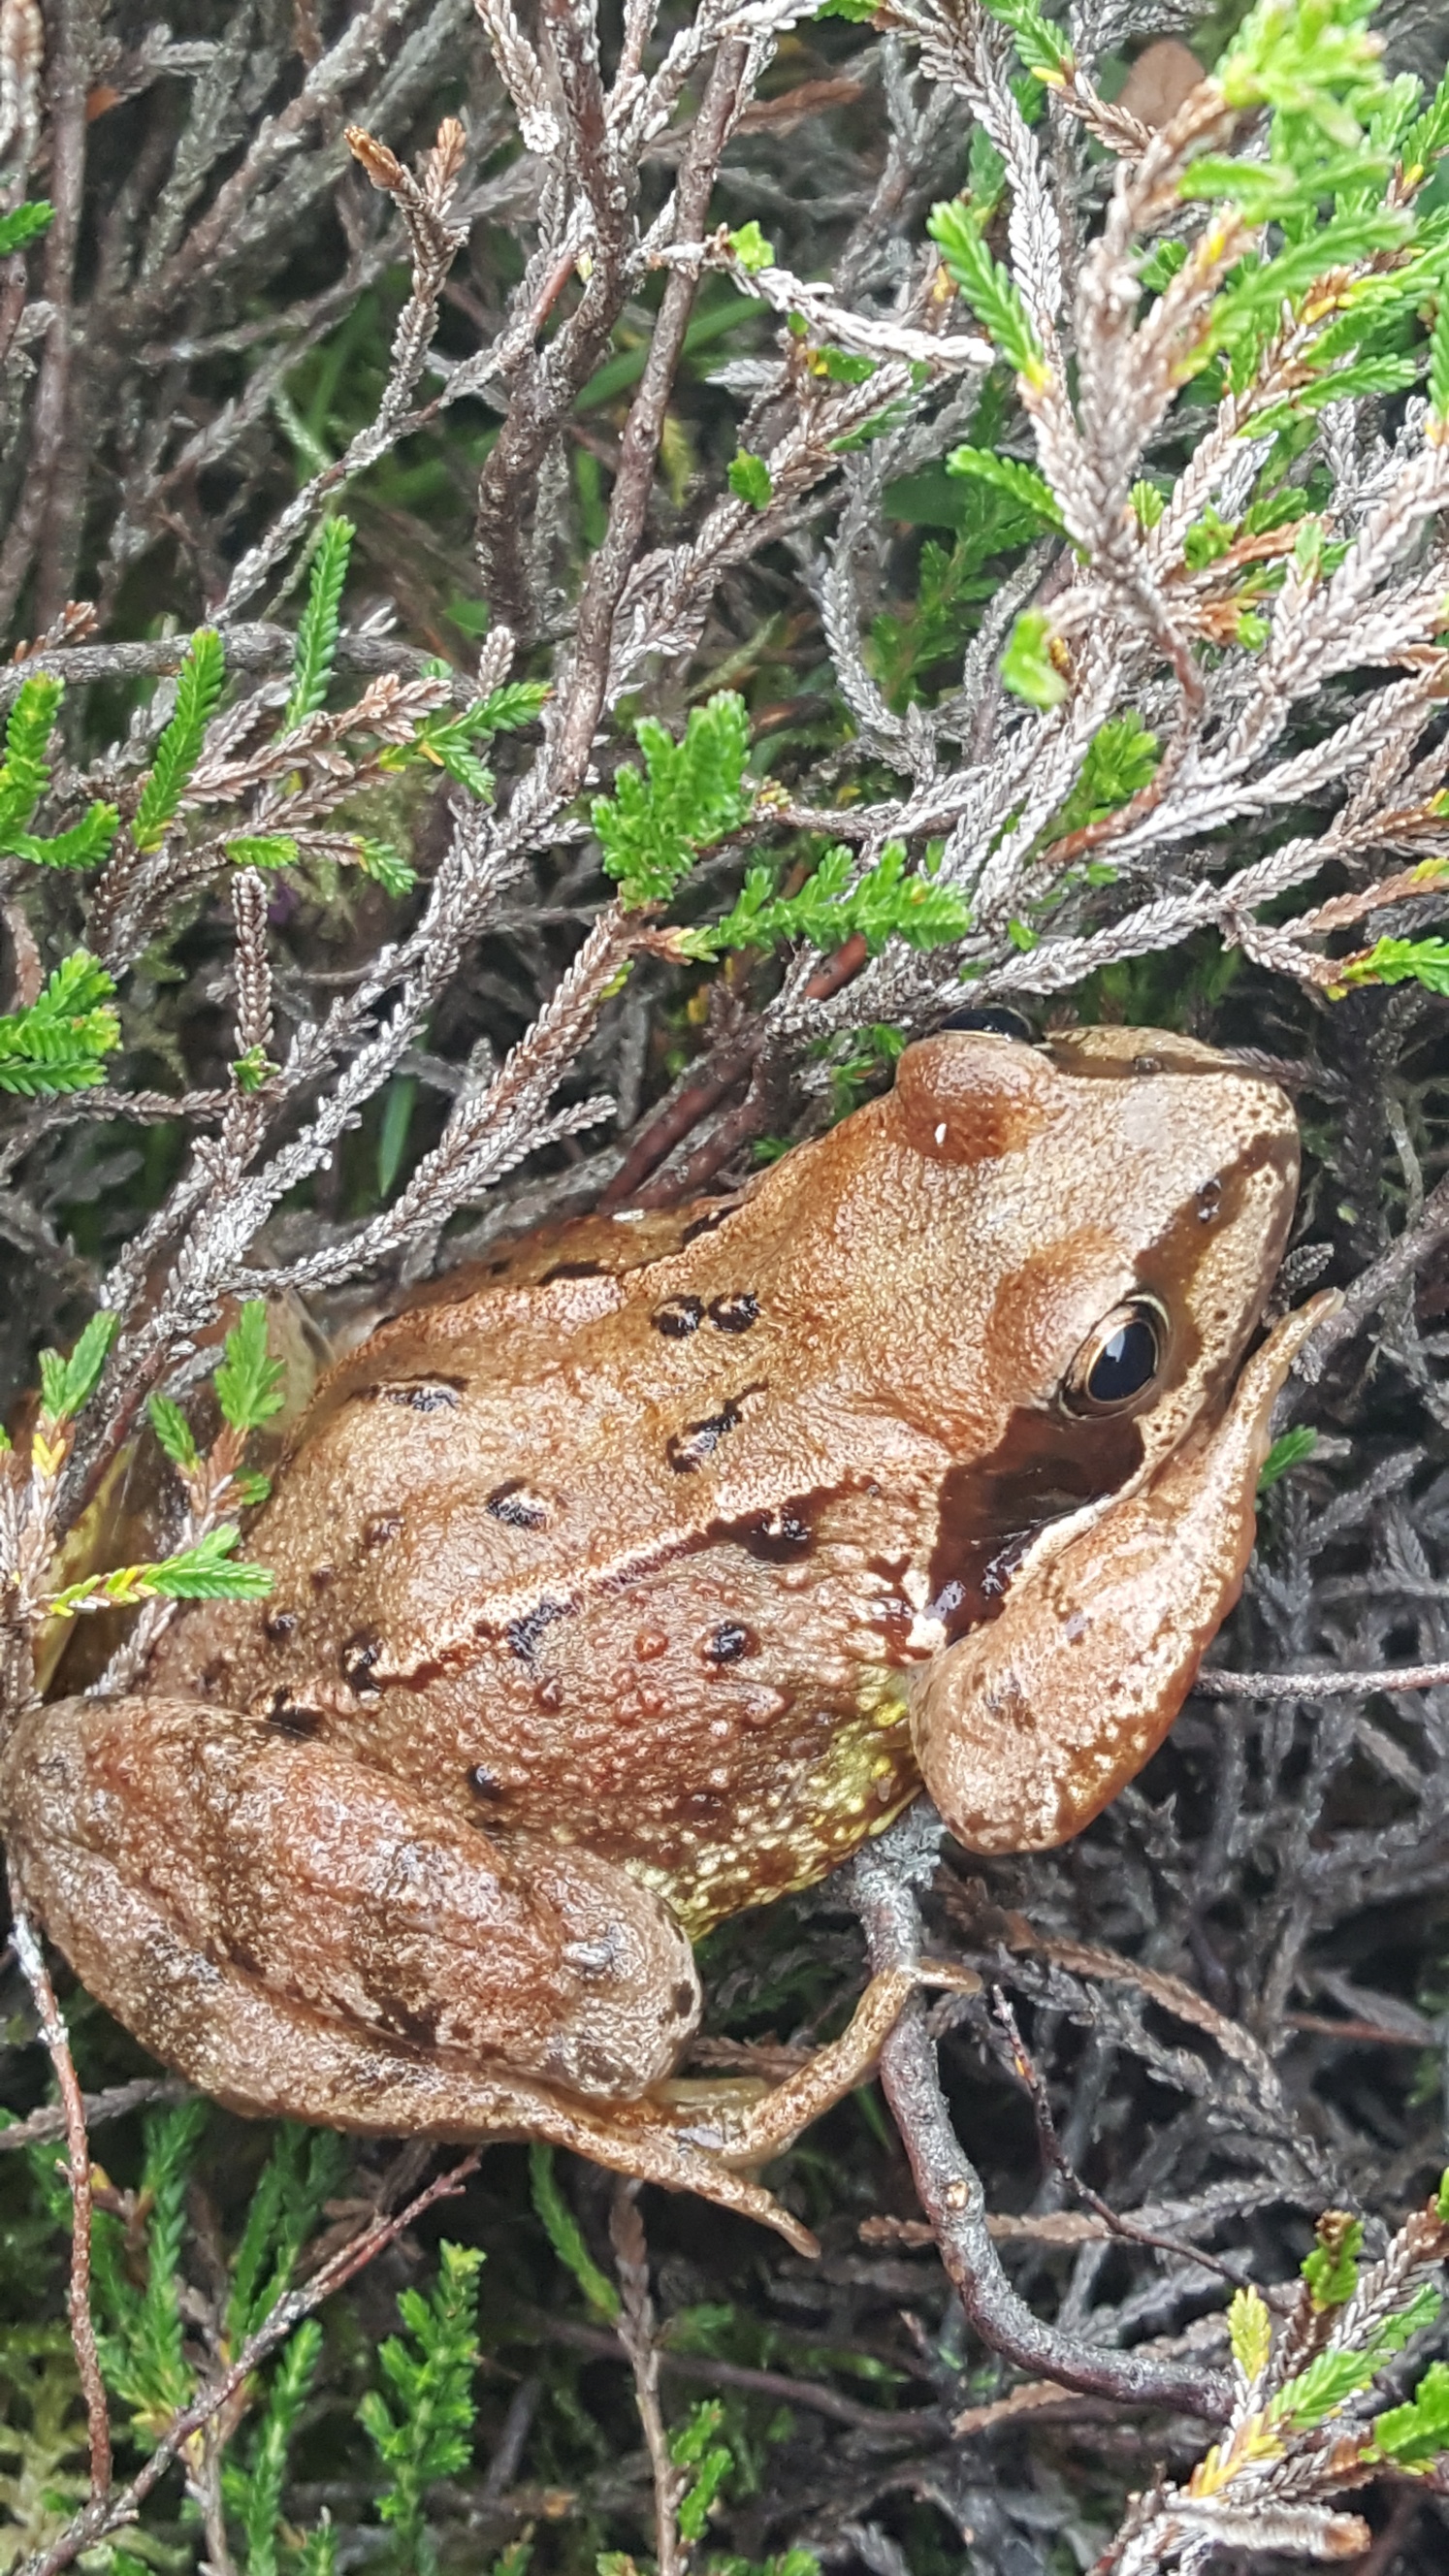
(148, 1164, 945, 1931)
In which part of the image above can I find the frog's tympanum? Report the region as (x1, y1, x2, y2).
(2, 1028, 1322, 2248)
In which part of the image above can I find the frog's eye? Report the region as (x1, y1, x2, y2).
(1062, 1297, 1166, 1414)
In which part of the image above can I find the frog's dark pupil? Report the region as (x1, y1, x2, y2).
(1086, 1316, 1159, 1404)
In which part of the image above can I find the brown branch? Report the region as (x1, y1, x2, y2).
(550, 33, 751, 790)
(11, 1913, 111, 2498)
(0, 622, 480, 710)
(0, 2074, 194, 2149)
(524, 2308, 946, 2440)
(1291, 1169, 1449, 1387)
(599, 1030, 759, 1210)
(983, 1990, 1248, 2291)
(1193, 1659, 1449, 1700)
(850, 1829, 1235, 2423)
(15, 2148, 481, 2576)
(609, 2181, 684, 2576)
(628, 1070, 774, 1209)
(0, 0, 91, 630)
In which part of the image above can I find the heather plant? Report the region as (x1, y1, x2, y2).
(0, 0, 1447, 2569)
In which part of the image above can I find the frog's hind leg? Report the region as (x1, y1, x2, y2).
(0, 1690, 700, 2108)
(1, 1695, 915, 2254)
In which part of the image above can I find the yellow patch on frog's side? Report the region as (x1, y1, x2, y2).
(632, 1679, 918, 1940)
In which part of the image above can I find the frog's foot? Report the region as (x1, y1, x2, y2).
(910, 1294, 1336, 1854)
(649, 1969, 917, 2165)
(1, 1690, 699, 2103)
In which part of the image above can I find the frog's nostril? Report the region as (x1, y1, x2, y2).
(263, 1609, 298, 1643)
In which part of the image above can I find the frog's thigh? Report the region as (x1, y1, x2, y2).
(910, 1302, 1325, 1855)
(2, 1693, 699, 2107)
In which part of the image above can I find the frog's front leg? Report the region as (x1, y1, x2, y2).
(0, 1692, 700, 2107)
(910, 1298, 1334, 1856)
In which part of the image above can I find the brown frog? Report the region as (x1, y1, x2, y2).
(1, 1027, 1323, 2249)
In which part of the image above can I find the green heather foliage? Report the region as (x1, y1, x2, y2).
(683, 840, 971, 960)
(358, 2241, 484, 2576)
(0, 203, 53, 258)
(0, 679, 117, 871)
(132, 631, 226, 853)
(1258, 1424, 1318, 1489)
(1338, 935, 1449, 994)
(945, 444, 1063, 531)
(594, 692, 754, 907)
(36, 1311, 117, 1428)
(979, 0, 1073, 81)
(998, 608, 1067, 709)
(925, 203, 1046, 379)
(727, 451, 774, 510)
(529, 2144, 622, 2319)
(225, 833, 300, 870)
(1301, 2214, 1365, 2311)
(285, 518, 356, 730)
(212, 1300, 287, 1436)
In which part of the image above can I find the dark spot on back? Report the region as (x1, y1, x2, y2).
(540, 1257, 604, 1282)
(681, 1204, 734, 1244)
(341, 1630, 383, 1696)
(266, 1690, 321, 1738)
(738, 1501, 814, 1561)
(309, 1563, 336, 1591)
(506, 1596, 573, 1660)
(709, 1292, 758, 1333)
(356, 1377, 465, 1413)
(703, 1622, 756, 1664)
(486, 1480, 550, 1530)
(667, 1397, 744, 1472)
(652, 1296, 703, 1337)
(371, 1995, 441, 2050)
(672, 1980, 695, 2018)
(263, 1609, 298, 1644)
(200, 1657, 232, 1693)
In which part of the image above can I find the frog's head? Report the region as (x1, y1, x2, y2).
(841, 1023, 1301, 1522)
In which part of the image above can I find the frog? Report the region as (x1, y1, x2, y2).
(0, 1025, 1324, 2251)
